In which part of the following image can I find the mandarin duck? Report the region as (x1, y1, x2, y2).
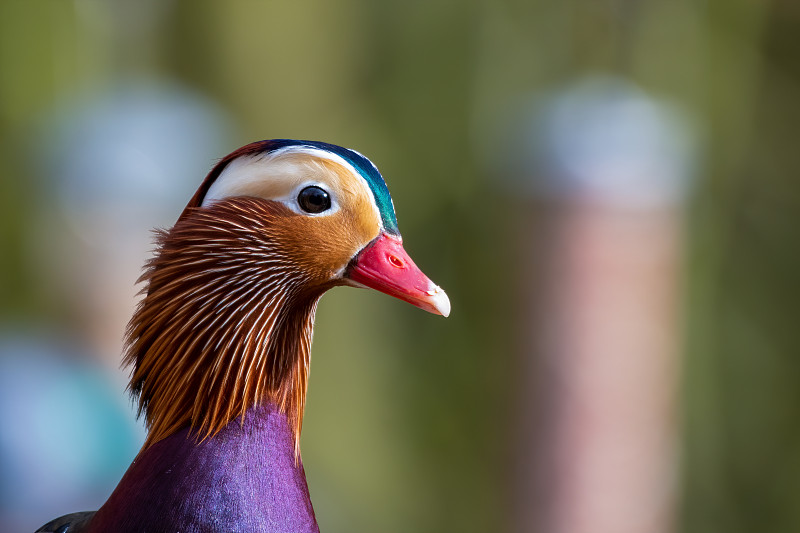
(37, 139, 449, 533)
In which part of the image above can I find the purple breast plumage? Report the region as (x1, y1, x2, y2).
(89, 404, 318, 533)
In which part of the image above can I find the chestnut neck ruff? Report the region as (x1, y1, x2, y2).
(125, 197, 332, 455)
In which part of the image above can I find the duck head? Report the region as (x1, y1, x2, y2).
(125, 140, 449, 453)
(196, 140, 449, 316)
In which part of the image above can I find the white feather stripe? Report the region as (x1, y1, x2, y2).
(200, 146, 384, 233)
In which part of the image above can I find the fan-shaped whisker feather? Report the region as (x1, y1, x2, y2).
(126, 198, 325, 453)
(238, 296, 284, 400)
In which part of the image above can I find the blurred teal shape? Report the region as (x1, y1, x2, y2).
(0, 331, 145, 532)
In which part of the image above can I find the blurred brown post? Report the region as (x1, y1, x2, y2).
(513, 78, 695, 533)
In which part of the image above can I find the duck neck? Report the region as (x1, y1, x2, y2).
(124, 200, 326, 453)
(90, 403, 319, 532)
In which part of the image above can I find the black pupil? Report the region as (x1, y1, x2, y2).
(298, 186, 331, 213)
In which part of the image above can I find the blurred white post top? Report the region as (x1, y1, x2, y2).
(520, 75, 697, 208)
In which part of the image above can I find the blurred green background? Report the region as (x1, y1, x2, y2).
(1, 1, 799, 532)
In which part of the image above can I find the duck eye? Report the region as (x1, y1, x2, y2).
(297, 186, 331, 214)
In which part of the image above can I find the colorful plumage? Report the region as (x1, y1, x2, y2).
(37, 139, 449, 533)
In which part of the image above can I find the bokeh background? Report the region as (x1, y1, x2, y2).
(1, 1, 799, 532)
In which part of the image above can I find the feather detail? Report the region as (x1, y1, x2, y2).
(125, 197, 331, 455)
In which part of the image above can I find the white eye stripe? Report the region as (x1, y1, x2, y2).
(201, 146, 382, 227)
(202, 156, 340, 215)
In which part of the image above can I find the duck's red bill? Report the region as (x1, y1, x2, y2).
(346, 232, 450, 317)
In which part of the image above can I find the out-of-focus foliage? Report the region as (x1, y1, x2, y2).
(0, 1, 798, 532)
